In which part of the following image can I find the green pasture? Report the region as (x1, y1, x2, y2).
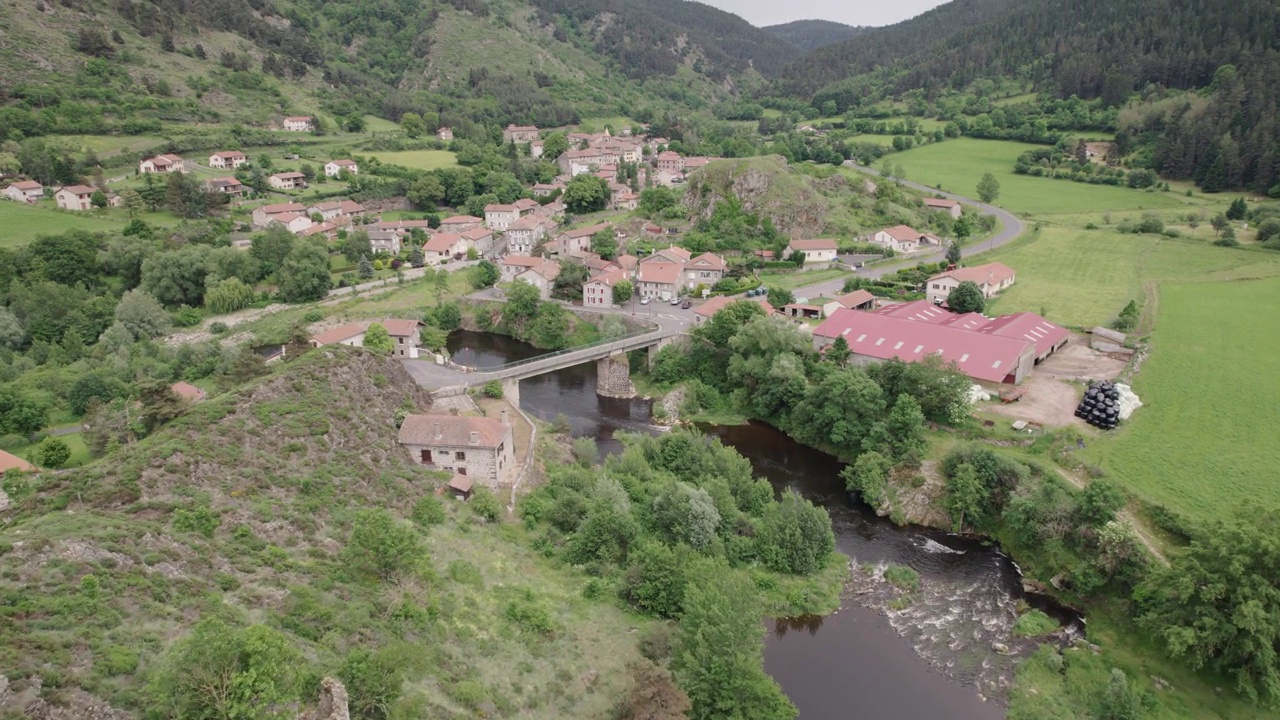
(761, 267, 851, 292)
(0, 201, 127, 247)
(982, 226, 1280, 327)
(366, 150, 459, 171)
(1081, 278, 1280, 524)
(361, 115, 400, 132)
(888, 139, 1185, 215)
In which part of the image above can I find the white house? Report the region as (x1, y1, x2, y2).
(268, 212, 313, 235)
(424, 233, 467, 265)
(784, 238, 839, 263)
(684, 252, 726, 287)
(139, 154, 185, 174)
(324, 159, 358, 178)
(283, 116, 314, 132)
(268, 172, 307, 190)
(54, 185, 97, 211)
(437, 127, 454, 141)
(310, 323, 367, 348)
(484, 203, 520, 231)
(208, 151, 247, 169)
(925, 262, 1017, 305)
(252, 202, 307, 228)
(870, 225, 940, 254)
(3, 180, 43, 203)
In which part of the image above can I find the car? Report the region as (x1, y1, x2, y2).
(745, 289, 756, 297)
(670, 296, 681, 305)
(681, 299, 692, 309)
(639, 296, 651, 305)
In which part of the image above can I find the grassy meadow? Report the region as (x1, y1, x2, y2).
(366, 150, 459, 171)
(889, 139, 1185, 216)
(0, 201, 130, 247)
(1079, 279, 1280, 523)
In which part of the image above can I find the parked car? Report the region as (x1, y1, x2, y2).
(670, 296, 681, 305)
(745, 289, 756, 297)
(640, 296, 651, 305)
(681, 299, 692, 309)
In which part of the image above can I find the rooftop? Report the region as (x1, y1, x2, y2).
(311, 322, 367, 345)
(399, 413, 509, 448)
(0, 449, 36, 473)
(931, 262, 1017, 286)
(637, 261, 682, 286)
(381, 318, 421, 337)
(789, 238, 838, 251)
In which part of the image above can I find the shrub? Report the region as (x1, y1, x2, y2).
(505, 588, 555, 636)
(172, 505, 221, 537)
(482, 380, 503, 399)
(302, 309, 324, 322)
(208, 321, 229, 334)
(469, 487, 502, 522)
(1012, 609, 1059, 636)
(342, 509, 422, 580)
(172, 305, 203, 327)
(410, 494, 445, 527)
(572, 436, 598, 467)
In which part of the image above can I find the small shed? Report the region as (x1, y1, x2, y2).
(448, 473, 474, 500)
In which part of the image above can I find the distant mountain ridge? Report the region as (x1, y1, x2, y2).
(764, 19, 869, 52)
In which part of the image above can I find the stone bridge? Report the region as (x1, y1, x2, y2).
(401, 318, 684, 403)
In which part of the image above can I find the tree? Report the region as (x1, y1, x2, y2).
(434, 302, 462, 330)
(842, 450, 892, 506)
(408, 246, 425, 268)
(475, 259, 500, 287)
(357, 255, 375, 279)
(141, 244, 213, 307)
(364, 323, 394, 353)
(90, 189, 108, 209)
(1210, 213, 1229, 236)
(944, 462, 986, 531)
(205, 277, 257, 315)
(0, 307, 23, 350)
(765, 286, 794, 307)
(1099, 668, 1151, 720)
(675, 569, 796, 720)
(946, 240, 963, 265)
(639, 187, 678, 216)
(623, 541, 689, 619)
(756, 489, 835, 575)
(68, 375, 120, 416)
(1256, 218, 1280, 247)
(1137, 511, 1280, 706)
(400, 112, 427, 138)
(698, 300, 767, 347)
(139, 380, 186, 432)
(825, 335, 850, 366)
(541, 131, 569, 161)
(976, 172, 1001, 203)
(652, 482, 721, 551)
(30, 230, 100, 287)
(613, 279, 634, 305)
(343, 509, 421, 580)
(552, 261, 590, 300)
(340, 647, 405, 720)
(1226, 196, 1248, 220)
(336, 231, 371, 265)
(591, 228, 618, 259)
(250, 225, 296, 277)
(112, 289, 172, 340)
(505, 280, 541, 325)
(35, 436, 71, 468)
(562, 174, 609, 213)
(1216, 225, 1238, 246)
(165, 170, 215, 218)
(946, 280, 985, 313)
(138, 173, 167, 211)
(789, 367, 886, 451)
(277, 242, 332, 303)
(616, 660, 692, 720)
(152, 619, 302, 720)
(0, 387, 46, 436)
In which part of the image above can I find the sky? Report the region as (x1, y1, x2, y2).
(696, 0, 948, 28)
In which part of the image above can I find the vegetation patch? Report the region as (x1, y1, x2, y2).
(1011, 609, 1059, 637)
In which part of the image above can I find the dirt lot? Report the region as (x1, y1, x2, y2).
(984, 337, 1130, 427)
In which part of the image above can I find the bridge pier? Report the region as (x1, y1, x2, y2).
(501, 378, 521, 406)
(596, 351, 636, 398)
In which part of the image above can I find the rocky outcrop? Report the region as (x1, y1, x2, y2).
(297, 677, 350, 720)
(682, 156, 839, 238)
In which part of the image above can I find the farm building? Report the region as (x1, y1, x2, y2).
(398, 413, 515, 486)
(926, 262, 1017, 305)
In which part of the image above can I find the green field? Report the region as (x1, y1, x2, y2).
(0, 201, 128, 246)
(366, 150, 459, 171)
(982, 227, 1280, 327)
(1081, 279, 1280, 523)
(361, 114, 400, 132)
(889, 139, 1185, 215)
(762, 267, 852, 292)
(846, 134, 896, 146)
(0, 432, 90, 469)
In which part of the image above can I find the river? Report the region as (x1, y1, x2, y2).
(448, 330, 1070, 719)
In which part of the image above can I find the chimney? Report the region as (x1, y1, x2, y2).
(501, 409, 510, 426)
(469, 431, 480, 446)
(433, 423, 442, 441)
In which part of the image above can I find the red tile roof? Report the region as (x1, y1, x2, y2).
(60, 185, 96, 196)
(311, 322, 367, 345)
(381, 318, 421, 337)
(788, 238, 838, 251)
(974, 312, 1069, 358)
(425, 233, 463, 252)
(879, 225, 929, 241)
(272, 171, 306, 179)
(931, 262, 1016, 287)
(501, 255, 545, 269)
(9, 180, 42, 190)
(814, 309, 1033, 384)
(637, 261, 682, 286)
(170, 381, 206, 402)
(0, 449, 36, 473)
(689, 252, 726, 271)
(259, 202, 306, 214)
(834, 290, 876, 308)
(440, 215, 482, 224)
(586, 268, 630, 288)
(399, 414, 509, 448)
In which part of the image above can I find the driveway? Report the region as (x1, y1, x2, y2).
(791, 163, 1026, 300)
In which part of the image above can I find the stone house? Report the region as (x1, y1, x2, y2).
(252, 202, 307, 228)
(462, 226, 496, 256)
(925, 262, 1017, 305)
(382, 318, 424, 358)
(503, 215, 547, 255)
(636, 261, 682, 301)
(437, 127, 453, 141)
(368, 228, 403, 255)
(923, 197, 962, 219)
(439, 215, 482, 233)
(655, 151, 684, 173)
(398, 413, 515, 487)
(515, 261, 561, 300)
(500, 254, 546, 281)
(208, 151, 247, 169)
(503, 124, 540, 143)
(307, 199, 365, 222)
(424, 233, 467, 264)
(556, 223, 612, 258)
(784, 238, 839, 263)
(3, 180, 43, 203)
(54, 185, 96, 211)
(269, 212, 314, 234)
(514, 198, 541, 215)
(685, 252, 726, 287)
(484, 203, 520, 231)
(324, 159, 358, 177)
(268, 172, 307, 190)
(283, 116, 314, 132)
(583, 268, 629, 308)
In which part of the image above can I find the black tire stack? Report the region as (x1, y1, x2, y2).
(1075, 382, 1120, 430)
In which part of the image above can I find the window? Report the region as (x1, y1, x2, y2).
(456, 451, 466, 461)
(398, 337, 403, 344)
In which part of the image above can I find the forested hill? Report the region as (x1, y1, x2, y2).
(764, 19, 869, 52)
(0, 0, 789, 136)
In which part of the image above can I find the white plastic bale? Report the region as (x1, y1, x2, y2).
(1114, 383, 1143, 420)
(966, 384, 992, 404)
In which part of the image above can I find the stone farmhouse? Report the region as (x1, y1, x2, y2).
(503, 125, 540, 143)
(484, 203, 520, 231)
(324, 159, 358, 177)
(268, 171, 307, 190)
(516, 261, 561, 300)
(437, 127, 454, 141)
(424, 233, 467, 264)
(283, 116, 313, 132)
(923, 197, 962, 219)
(208, 151, 247, 169)
(926, 262, 1017, 305)
(252, 202, 307, 228)
(398, 413, 516, 487)
(439, 215, 482, 233)
(500, 254, 547, 282)
(307, 199, 366, 222)
(3, 180, 43, 203)
(139, 154, 186, 174)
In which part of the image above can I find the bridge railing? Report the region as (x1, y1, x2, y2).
(459, 327, 662, 374)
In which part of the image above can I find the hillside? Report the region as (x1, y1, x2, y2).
(0, 348, 650, 718)
(764, 19, 869, 52)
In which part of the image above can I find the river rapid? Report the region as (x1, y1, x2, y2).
(448, 330, 1078, 719)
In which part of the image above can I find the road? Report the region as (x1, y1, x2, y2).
(791, 163, 1026, 300)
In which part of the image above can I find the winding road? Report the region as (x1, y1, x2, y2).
(793, 163, 1026, 300)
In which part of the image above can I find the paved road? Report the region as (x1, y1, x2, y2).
(791, 163, 1026, 300)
